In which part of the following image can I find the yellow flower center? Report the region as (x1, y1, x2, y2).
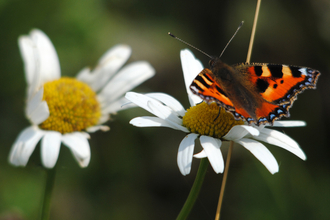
(182, 102, 244, 138)
(39, 77, 101, 134)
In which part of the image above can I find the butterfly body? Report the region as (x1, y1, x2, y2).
(190, 57, 320, 125)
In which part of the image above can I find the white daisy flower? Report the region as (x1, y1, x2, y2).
(125, 49, 306, 176)
(9, 29, 155, 168)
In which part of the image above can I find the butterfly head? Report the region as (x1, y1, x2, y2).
(208, 56, 221, 68)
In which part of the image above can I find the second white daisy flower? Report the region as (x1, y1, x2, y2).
(9, 29, 155, 168)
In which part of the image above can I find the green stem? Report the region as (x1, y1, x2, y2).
(176, 158, 209, 220)
(40, 166, 57, 220)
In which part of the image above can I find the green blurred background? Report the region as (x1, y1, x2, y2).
(0, 0, 329, 219)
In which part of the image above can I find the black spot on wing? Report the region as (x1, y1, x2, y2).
(290, 66, 302, 77)
(254, 66, 262, 76)
(195, 75, 210, 88)
(267, 64, 283, 78)
(203, 73, 213, 82)
(256, 78, 269, 93)
(215, 86, 228, 97)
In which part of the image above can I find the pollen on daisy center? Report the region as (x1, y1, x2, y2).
(39, 77, 101, 134)
(182, 102, 244, 138)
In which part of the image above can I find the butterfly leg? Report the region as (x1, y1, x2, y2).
(213, 108, 221, 122)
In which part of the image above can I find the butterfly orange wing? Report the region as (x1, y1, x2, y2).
(190, 69, 254, 121)
(190, 69, 235, 109)
(236, 63, 320, 105)
(190, 63, 320, 125)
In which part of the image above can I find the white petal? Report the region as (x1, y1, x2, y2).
(62, 132, 91, 167)
(99, 61, 155, 103)
(147, 98, 183, 126)
(75, 67, 91, 82)
(79, 132, 91, 139)
(193, 150, 207, 158)
(252, 128, 306, 160)
(234, 138, 279, 174)
(18, 36, 36, 87)
(125, 92, 155, 113)
(100, 96, 135, 114)
(19, 29, 61, 98)
(271, 121, 306, 127)
(26, 87, 44, 116)
(86, 125, 110, 133)
(223, 125, 259, 140)
(130, 116, 172, 127)
(97, 114, 110, 125)
(9, 126, 44, 166)
(146, 93, 186, 117)
(125, 92, 185, 130)
(25, 87, 50, 125)
(98, 45, 131, 68)
(41, 131, 62, 168)
(199, 136, 224, 173)
(77, 45, 132, 92)
(180, 49, 203, 106)
(130, 116, 189, 132)
(177, 133, 198, 175)
(71, 149, 91, 168)
(29, 29, 61, 81)
(28, 101, 49, 125)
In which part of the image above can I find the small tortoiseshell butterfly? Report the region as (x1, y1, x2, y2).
(169, 29, 320, 126)
(190, 58, 320, 125)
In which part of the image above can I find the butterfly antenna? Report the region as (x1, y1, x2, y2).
(219, 21, 244, 58)
(168, 32, 213, 59)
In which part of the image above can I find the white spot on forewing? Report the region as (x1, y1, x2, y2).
(190, 86, 199, 93)
(299, 68, 308, 76)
